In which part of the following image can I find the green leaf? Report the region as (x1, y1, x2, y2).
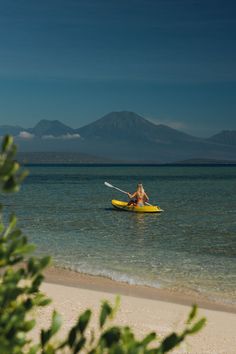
(0, 221, 4, 233)
(109, 344, 125, 354)
(44, 343, 55, 354)
(3, 176, 19, 193)
(22, 319, 36, 332)
(41, 329, 51, 347)
(50, 310, 62, 336)
(28, 344, 40, 354)
(73, 337, 86, 353)
(77, 309, 91, 334)
(100, 301, 113, 328)
(2, 135, 13, 152)
(38, 298, 51, 307)
(141, 332, 156, 347)
(121, 326, 134, 343)
(188, 318, 206, 334)
(27, 257, 37, 274)
(2, 216, 19, 239)
(187, 305, 197, 324)
(68, 327, 77, 347)
(24, 298, 33, 310)
(31, 274, 44, 291)
(13, 244, 35, 256)
(9, 214, 17, 229)
(101, 327, 121, 348)
(0, 161, 19, 178)
(8, 229, 22, 240)
(33, 293, 51, 307)
(113, 295, 121, 317)
(160, 333, 182, 352)
(40, 256, 51, 270)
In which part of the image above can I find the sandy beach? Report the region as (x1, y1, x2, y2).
(32, 267, 236, 354)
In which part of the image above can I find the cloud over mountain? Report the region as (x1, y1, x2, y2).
(18, 131, 35, 139)
(42, 133, 80, 140)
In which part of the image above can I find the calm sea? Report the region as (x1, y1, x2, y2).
(5, 165, 236, 305)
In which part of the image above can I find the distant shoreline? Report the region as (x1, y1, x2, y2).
(16, 150, 236, 166)
(21, 162, 236, 167)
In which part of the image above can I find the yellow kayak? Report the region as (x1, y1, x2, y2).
(111, 199, 163, 213)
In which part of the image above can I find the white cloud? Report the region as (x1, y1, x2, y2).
(18, 131, 35, 139)
(62, 133, 80, 140)
(42, 133, 80, 140)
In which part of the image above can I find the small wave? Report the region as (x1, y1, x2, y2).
(54, 261, 236, 306)
(58, 262, 162, 289)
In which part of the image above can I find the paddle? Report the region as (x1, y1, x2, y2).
(104, 181, 153, 206)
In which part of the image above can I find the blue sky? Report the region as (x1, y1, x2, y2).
(0, 0, 235, 136)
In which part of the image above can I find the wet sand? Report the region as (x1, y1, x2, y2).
(44, 266, 236, 314)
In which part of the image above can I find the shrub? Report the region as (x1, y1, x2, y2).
(0, 136, 206, 353)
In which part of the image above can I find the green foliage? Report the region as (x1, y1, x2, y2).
(0, 135, 28, 194)
(0, 136, 51, 353)
(0, 135, 206, 353)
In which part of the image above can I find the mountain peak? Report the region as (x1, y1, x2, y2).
(31, 119, 74, 137)
(77, 111, 155, 140)
(208, 130, 236, 146)
(77, 111, 196, 144)
(96, 111, 149, 125)
(106, 110, 145, 119)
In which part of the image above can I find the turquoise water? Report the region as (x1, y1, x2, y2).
(5, 165, 236, 305)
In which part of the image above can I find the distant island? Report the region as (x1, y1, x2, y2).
(1, 111, 236, 164)
(17, 152, 114, 165)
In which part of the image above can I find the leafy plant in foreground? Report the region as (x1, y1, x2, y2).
(0, 135, 206, 353)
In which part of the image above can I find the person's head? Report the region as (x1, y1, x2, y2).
(137, 183, 144, 193)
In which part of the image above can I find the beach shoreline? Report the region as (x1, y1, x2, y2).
(34, 273, 236, 354)
(44, 266, 236, 314)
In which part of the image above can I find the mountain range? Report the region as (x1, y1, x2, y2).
(1, 111, 236, 163)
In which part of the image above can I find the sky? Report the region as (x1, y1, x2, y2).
(0, 0, 235, 137)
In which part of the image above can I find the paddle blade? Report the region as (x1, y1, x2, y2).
(104, 181, 113, 188)
(104, 182, 128, 195)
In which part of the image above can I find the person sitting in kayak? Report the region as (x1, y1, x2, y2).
(127, 183, 149, 206)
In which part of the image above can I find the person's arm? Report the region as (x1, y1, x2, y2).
(128, 191, 137, 199)
(144, 192, 149, 201)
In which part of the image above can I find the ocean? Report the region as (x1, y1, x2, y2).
(6, 164, 236, 305)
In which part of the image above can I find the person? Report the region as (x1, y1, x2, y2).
(127, 183, 149, 206)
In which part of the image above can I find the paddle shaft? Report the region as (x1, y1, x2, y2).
(109, 185, 129, 195)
